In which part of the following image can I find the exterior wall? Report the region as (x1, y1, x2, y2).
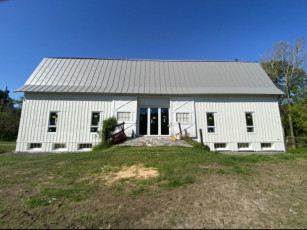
(16, 93, 285, 153)
(194, 95, 285, 152)
(113, 96, 137, 137)
(16, 93, 137, 152)
(170, 97, 196, 137)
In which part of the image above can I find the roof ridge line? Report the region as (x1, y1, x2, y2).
(45, 57, 258, 63)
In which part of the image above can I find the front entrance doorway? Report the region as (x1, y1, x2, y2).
(139, 107, 169, 136)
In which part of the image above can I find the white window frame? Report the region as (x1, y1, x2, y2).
(53, 143, 67, 151)
(214, 143, 227, 150)
(48, 111, 59, 133)
(261, 143, 273, 150)
(90, 111, 102, 133)
(117, 111, 132, 122)
(28, 143, 42, 150)
(176, 112, 190, 123)
(238, 143, 250, 150)
(206, 112, 216, 134)
(78, 143, 93, 150)
(245, 112, 254, 133)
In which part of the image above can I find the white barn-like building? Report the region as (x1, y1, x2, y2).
(16, 58, 285, 152)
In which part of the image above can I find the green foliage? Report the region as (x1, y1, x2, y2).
(92, 142, 113, 151)
(261, 38, 307, 138)
(261, 60, 306, 98)
(291, 98, 307, 137)
(0, 142, 16, 153)
(182, 136, 210, 151)
(97, 117, 118, 147)
(0, 88, 22, 141)
(0, 111, 20, 141)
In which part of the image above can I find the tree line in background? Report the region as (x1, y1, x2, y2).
(0, 88, 22, 141)
(261, 37, 307, 146)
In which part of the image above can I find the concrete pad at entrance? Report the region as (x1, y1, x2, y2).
(118, 136, 192, 147)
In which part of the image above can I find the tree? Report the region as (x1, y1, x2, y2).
(291, 98, 307, 137)
(0, 87, 22, 141)
(260, 38, 307, 147)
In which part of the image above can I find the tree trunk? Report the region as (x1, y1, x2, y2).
(288, 100, 296, 149)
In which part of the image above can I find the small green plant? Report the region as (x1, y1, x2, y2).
(182, 136, 210, 151)
(96, 117, 118, 148)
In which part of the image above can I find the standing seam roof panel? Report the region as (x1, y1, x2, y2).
(98, 60, 113, 93)
(127, 61, 137, 93)
(25, 58, 48, 85)
(119, 61, 131, 93)
(16, 58, 284, 95)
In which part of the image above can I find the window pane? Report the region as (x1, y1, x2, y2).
(79, 143, 93, 149)
(91, 127, 98, 132)
(117, 112, 131, 121)
(54, 143, 66, 149)
(91, 112, 100, 126)
(30, 143, 42, 149)
(261, 143, 272, 148)
(208, 127, 215, 133)
(247, 127, 254, 132)
(176, 113, 189, 122)
(245, 113, 253, 126)
(214, 143, 227, 149)
(48, 127, 56, 132)
(49, 112, 58, 126)
(238, 143, 249, 149)
(207, 113, 215, 126)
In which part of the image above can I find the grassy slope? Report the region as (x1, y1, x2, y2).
(0, 146, 306, 228)
(0, 141, 16, 153)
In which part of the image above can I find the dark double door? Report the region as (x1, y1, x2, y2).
(139, 107, 169, 135)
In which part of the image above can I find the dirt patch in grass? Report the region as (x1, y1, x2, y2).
(103, 164, 159, 184)
(84, 164, 159, 185)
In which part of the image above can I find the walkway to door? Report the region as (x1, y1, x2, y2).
(118, 136, 192, 147)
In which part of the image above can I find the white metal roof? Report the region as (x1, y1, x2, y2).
(16, 58, 283, 95)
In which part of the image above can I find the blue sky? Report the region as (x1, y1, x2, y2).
(0, 0, 307, 99)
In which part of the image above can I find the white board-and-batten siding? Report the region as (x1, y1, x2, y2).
(194, 95, 285, 151)
(170, 97, 196, 137)
(16, 93, 137, 152)
(16, 93, 285, 152)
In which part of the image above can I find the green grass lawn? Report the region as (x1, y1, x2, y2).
(0, 141, 16, 153)
(0, 146, 306, 228)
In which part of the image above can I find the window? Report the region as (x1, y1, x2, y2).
(91, 112, 100, 132)
(245, 113, 254, 132)
(29, 143, 42, 149)
(238, 143, 250, 149)
(214, 143, 227, 149)
(78, 143, 92, 150)
(53, 143, 67, 150)
(261, 143, 272, 149)
(176, 113, 190, 123)
(207, 113, 215, 133)
(117, 112, 131, 121)
(48, 112, 58, 132)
